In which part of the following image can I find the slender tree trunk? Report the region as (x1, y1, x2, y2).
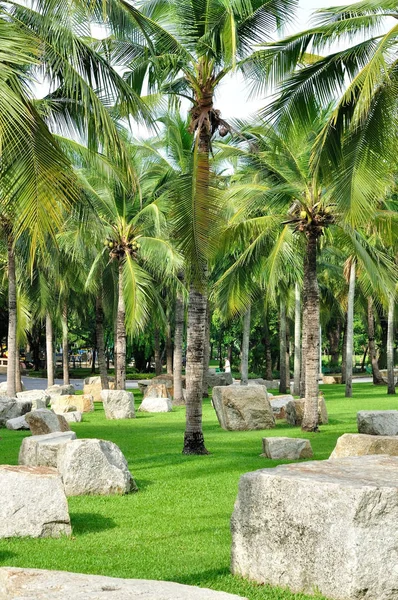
(202, 301, 211, 397)
(61, 300, 70, 385)
(264, 321, 273, 381)
(241, 305, 251, 386)
(279, 298, 287, 393)
(379, 311, 388, 369)
(96, 292, 109, 389)
(154, 328, 162, 375)
(341, 314, 348, 384)
(345, 261, 356, 398)
(46, 313, 54, 387)
(91, 345, 96, 373)
(286, 322, 290, 390)
(115, 261, 126, 389)
(302, 230, 320, 431)
(328, 320, 342, 366)
(387, 294, 396, 395)
(360, 346, 368, 372)
(166, 324, 173, 375)
(7, 237, 17, 397)
(15, 348, 22, 393)
(293, 283, 301, 395)
(367, 297, 385, 384)
(173, 290, 184, 405)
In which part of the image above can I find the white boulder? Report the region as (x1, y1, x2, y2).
(62, 411, 82, 423)
(138, 397, 172, 413)
(51, 394, 94, 414)
(16, 390, 50, 408)
(357, 410, 398, 436)
(19, 431, 77, 467)
(6, 415, 29, 430)
(330, 433, 398, 459)
(261, 437, 313, 460)
(45, 384, 75, 398)
(101, 390, 135, 420)
(212, 386, 275, 431)
(0, 398, 32, 427)
(270, 395, 294, 419)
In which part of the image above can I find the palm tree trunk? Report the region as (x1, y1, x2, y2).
(202, 301, 211, 397)
(61, 300, 70, 385)
(264, 321, 273, 380)
(15, 348, 22, 393)
(154, 327, 162, 375)
(46, 313, 54, 387)
(345, 261, 356, 398)
(241, 305, 251, 386)
(286, 322, 290, 390)
(279, 298, 287, 394)
(7, 237, 17, 397)
(341, 314, 348, 384)
(115, 260, 126, 389)
(294, 282, 301, 395)
(367, 297, 385, 384)
(387, 294, 395, 395)
(96, 291, 109, 390)
(166, 324, 173, 375)
(302, 230, 320, 432)
(173, 290, 184, 405)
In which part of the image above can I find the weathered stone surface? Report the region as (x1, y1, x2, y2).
(101, 390, 135, 420)
(330, 433, 398, 459)
(19, 431, 77, 467)
(17, 390, 50, 408)
(51, 394, 94, 414)
(0, 398, 32, 427)
(57, 414, 71, 432)
(62, 411, 82, 423)
(322, 375, 342, 384)
(6, 415, 29, 430)
(25, 409, 70, 436)
(250, 378, 269, 387)
(57, 438, 137, 496)
(285, 397, 328, 426)
(143, 383, 171, 400)
(0, 382, 25, 396)
(212, 386, 275, 431)
(357, 410, 398, 436)
(138, 397, 172, 413)
(231, 455, 398, 600)
(45, 384, 75, 398)
(261, 437, 313, 460)
(270, 395, 294, 419)
(83, 382, 115, 401)
(0, 466, 71, 538)
(0, 568, 247, 600)
(207, 372, 233, 387)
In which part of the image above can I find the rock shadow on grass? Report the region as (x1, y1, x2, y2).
(70, 512, 117, 535)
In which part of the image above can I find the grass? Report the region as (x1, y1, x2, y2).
(0, 383, 396, 599)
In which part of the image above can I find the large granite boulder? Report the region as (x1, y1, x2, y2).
(212, 386, 275, 431)
(331, 433, 398, 459)
(101, 390, 135, 420)
(231, 455, 398, 600)
(57, 438, 137, 496)
(286, 396, 328, 426)
(25, 408, 70, 435)
(62, 411, 82, 423)
(0, 568, 247, 600)
(138, 374, 186, 399)
(357, 410, 398, 436)
(17, 390, 50, 408)
(19, 431, 77, 467)
(51, 394, 94, 414)
(45, 384, 75, 399)
(83, 379, 115, 402)
(207, 372, 233, 387)
(0, 465, 71, 538)
(0, 397, 32, 427)
(138, 397, 172, 413)
(143, 383, 171, 400)
(322, 375, 342, 384)
(261, 437, 313, 460)
(6, 415, 29, 430)
(270, 395, 294, 419)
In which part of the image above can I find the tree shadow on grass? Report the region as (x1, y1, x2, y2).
(70, 512, 117, 535)
(0, 550, 16, 565)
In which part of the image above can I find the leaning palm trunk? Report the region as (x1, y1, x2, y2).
(279, 298, 287, 393)
(46, 313, 54, 387)
(202, 301, 211, 397)
(240, 305, 251, 386)
(173, 290, 185, 405)
(96, 291, 109, 390)
(345, 261, 356, 398)
(293, 282, 301, 395)
(61, 301, 69, 385)
(6, 237, 17, 397)
(302, 230, 320, 432)
(367, 297, 385, 385)
(387, 293, 396, 395)
(115, 261, 126, 390)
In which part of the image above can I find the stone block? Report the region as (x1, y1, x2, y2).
(83, 382, 115, 402)
(286, 397, 328, 426)
(19, 431, 77, 467)
(6, 416, 29, 430)
(0, 398, 32, 427)
(25, 408, 70, 436)
(62, 411, 82, 423)
(357, 410, 398, 436)
(212, 386, 275, 431)
(51, 394, 94, 414)
(143, 383, 171, 400)
(322, 375, 342, 384)
(330, 433, 398, 459)
(261, 437, 313, 460)
(101, 390, 135, 419)
(270, 395, 294, 419)
(138, 397, 172, 413)
(17, 390, 50, 408)
(207, 372, 233, 387)
(45, 384, 75, 398)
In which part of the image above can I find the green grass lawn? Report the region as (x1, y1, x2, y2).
(0, 383, 396, 599)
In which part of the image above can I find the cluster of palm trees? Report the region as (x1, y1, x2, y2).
(1, 0, 397, 452)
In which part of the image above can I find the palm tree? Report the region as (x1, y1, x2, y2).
(293, 282, 301, 394)
(387, 292, 396, 394)
(345, 259, 356, 398)
(240, 306, 251, 386)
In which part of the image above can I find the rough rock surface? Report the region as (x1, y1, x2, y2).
(261, 437, 313, 460)
(357, 410, 398, 436)
(212, 386, 275, 431)
(231, 455, 398, 600)
(45, 384, 75, 398)
(0, 466, 71, 538)
(0, 568, 247, 600)
(51, 394, 94, 414)
(6, 415, 29, 430)
(143, 383, 171, 400)
(330, 433, 398, 459)
(207, 372, 233, 388)
(286, 397, 328, 426)
(57, 438, 137, 495)
(0, 398, 32, 427)
(19, 431, 77, 467)
(270, 396, 294, 419)
(322, 375, 342, 384)
(17, 390, 50, 408)
(138, 397, 172, 413)
(101, 390, 135, 420)
(62, 411, 82, 423)
(0, 382, 25, 396)
(25, 409, 70, 436)
(83, 381, 115, 401)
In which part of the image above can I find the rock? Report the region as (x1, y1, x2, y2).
(138, 397, 172, 413)
(19, 431, 77, 467)
(270, 395, 294, 419)
(261, 437, 313, 460)
(357, 410, 398, 436)
(51, 394, 94, 414)
(0, 381, 25, 396)
(45, 384, 75, 398)
(249, 378, 269, 387)
(0, 398, 32, 427)
(6, 415, 29, 430)
(57, 414, 71, 432)
(285, 397, 328, 426)
(207, 372, 233, 387)
(231, 455, 398, 600)
(0, 568, 247, 599)
(25, 408, 70, 436)
(330, 433, 398, 459)
(212, 386, 275, 431)
(143, 383, 171, 399)
(322, 375, 342, 384)
(101, 390, 135, 420)
(62, 411, 82, 423)
(0, 465, 71, 538)
(16, 390, 50, 408)
(83, 381, 115, 402)
(57, 438, 137, 496)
